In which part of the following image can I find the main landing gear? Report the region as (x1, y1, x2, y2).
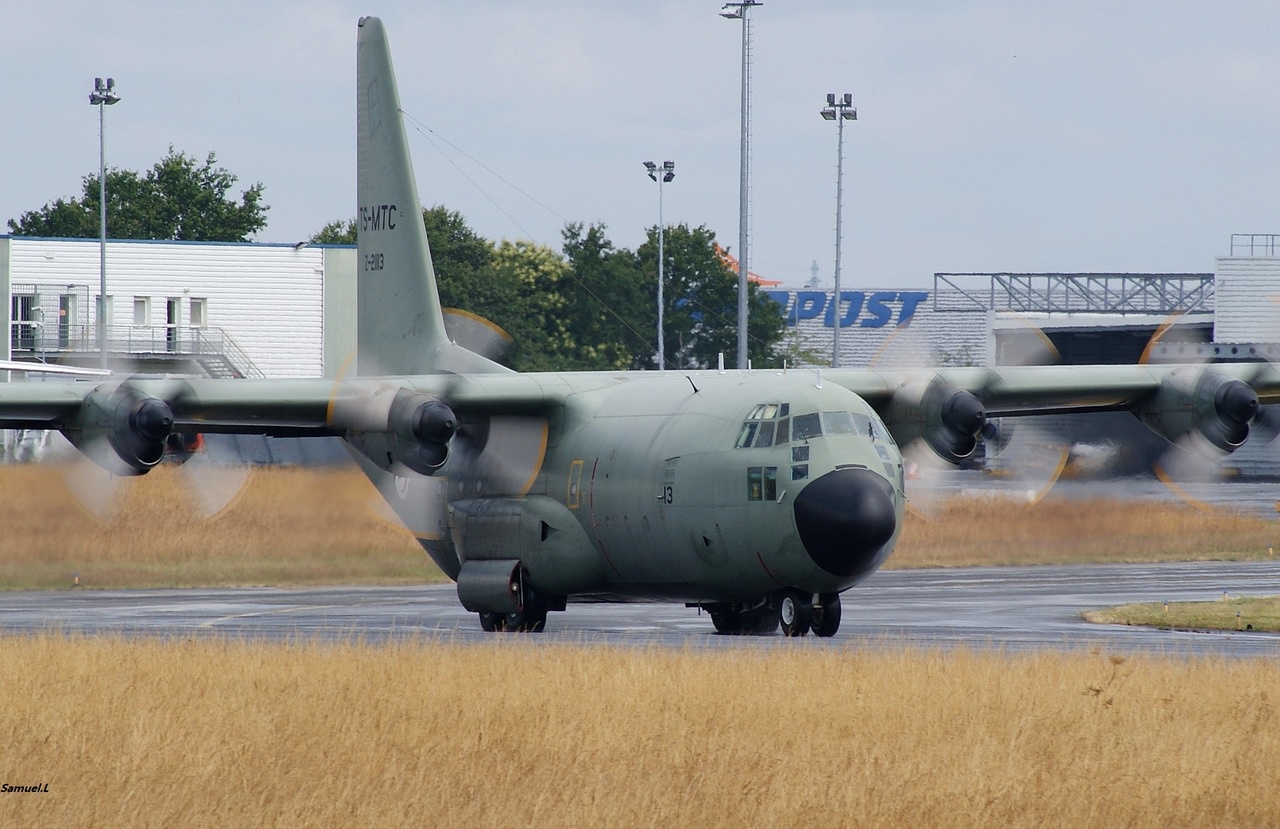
(703, 591, 842, 637)
(477, 581, 561, 633)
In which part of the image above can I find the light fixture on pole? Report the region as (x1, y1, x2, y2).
(644, 160, 675, 371)
(720, 0, 761, 370)
(820, 92, 856, 368)
(89, 77, 120, 371)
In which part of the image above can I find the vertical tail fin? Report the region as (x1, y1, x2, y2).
(355, 17, 449, 376)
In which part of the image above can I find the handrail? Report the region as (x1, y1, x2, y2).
(933, 272, 1214, 315)
(9, 323, 266, 378)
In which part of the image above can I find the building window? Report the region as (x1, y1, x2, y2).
(133, 297, 150, 327)
(190, 298, 207, 328)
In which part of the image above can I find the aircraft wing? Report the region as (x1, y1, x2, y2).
(0, 373, 583, 434)
(828, 362, 1280, 463)
(832, 362, 1280, 415)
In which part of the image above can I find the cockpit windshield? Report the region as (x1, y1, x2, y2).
(791, 413, 821, 441)
(737, 404, 891, 448)
(735, 402, 791, 449)
(786, 411, 885, 443)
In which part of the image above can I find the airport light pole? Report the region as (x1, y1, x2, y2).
(821, 92, 856, 368)
(89, 77, 120, 371)
(644, 161, 675, 371)
(720, 0, 761, 370)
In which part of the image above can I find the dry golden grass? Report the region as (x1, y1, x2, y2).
(892, 495, 1278, 568)
(0, 465, 1276, 589)
(2, 635, 1278, 828)
(0, 465, 435, 589)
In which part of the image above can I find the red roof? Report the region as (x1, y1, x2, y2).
(715, 244, 782, 287)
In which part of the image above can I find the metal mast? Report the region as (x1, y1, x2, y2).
(721, 1, 761, 370)
(89, 77, 121, 371)
(821, 92, 856, 367)
(644, 161, 675, 370)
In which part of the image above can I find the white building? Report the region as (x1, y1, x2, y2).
(0, 236, 356, 378)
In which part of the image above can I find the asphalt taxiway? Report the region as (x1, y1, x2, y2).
(1, 561, 1277, 656)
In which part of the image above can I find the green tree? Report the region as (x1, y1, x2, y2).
(636, 224, 785, 370)
(307, 210, 785, 372)
(420, 206, 503, 318)
(310, 218, 356, 244)
(488, 240, 576, 372)
(560, 222, 649, 370)
(8, 148, 267, 242)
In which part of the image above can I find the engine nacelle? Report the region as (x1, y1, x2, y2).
(1137, 369, 1258, 454)
(390, 391, 457, 474)
(62, 385, 175, 476)
(883, 376, 988, 464)
(346, 389, 458, 476)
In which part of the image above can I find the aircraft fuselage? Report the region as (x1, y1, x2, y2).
(418, 370, 905, 605)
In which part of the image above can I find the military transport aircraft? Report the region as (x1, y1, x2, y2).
(2, 17, 1277, 636)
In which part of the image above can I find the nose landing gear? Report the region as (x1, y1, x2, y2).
(808, 592, 842, 638)
(778, 589, 813, 637)
(702, 591, 842, 637)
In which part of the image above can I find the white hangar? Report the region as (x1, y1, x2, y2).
(0, 236, 356, 379)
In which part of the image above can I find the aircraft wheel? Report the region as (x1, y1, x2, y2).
(478, 611, 499, 632)
(778, 589, 813, 637)
(811, 593, 842, 638)
(744, 604, 779, 636)
(503, 587, 550, 633)
(709, 608, 741, 634)
(708, 603, 779, 635)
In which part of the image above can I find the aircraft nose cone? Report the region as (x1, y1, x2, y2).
(793, 467, 898, 578)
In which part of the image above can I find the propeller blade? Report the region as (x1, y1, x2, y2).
(984, 418, 1071, 505)
(1152, 432, 1227, 511)
(173, 438, 254, 520)
(52, 434, 128, 523)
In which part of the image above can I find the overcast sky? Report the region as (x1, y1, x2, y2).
(3, 2, 1278, 288)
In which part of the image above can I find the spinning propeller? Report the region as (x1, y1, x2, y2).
(53, 373, 254, 523)
(1139, 318, 1268, 505)
(873, 318, 1070, 517)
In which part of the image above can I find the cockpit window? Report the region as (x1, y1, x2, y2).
(736, 402, 792, 448)
(792, 411, 880, 442)
(821, 411, 857, 436)
(792, 413, 822, 441)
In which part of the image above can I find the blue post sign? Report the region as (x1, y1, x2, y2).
(764, 290, 928, 328)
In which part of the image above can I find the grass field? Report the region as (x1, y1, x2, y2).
(3, 469, 1277, 826)
(0, 465, 1276, 590)
(892, 494, 1279, 568)
(2, 636, 1277, 828)
(0, 465, 433, 589)
(1084, 595, 1280, 632)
